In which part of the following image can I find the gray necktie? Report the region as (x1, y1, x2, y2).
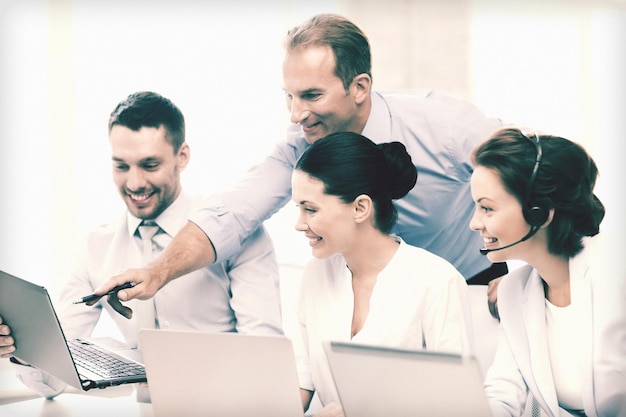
(136, 221, 162, 330)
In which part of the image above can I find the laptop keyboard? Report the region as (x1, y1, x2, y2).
(68, 339, 145, 378)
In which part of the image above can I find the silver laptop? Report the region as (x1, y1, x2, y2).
(0, 269, 146, 391)
(139, 329, 304, 417)
(323, 341, 492, 417)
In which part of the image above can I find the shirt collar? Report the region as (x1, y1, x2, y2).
(361, 91, 392, 144)
(126, 191, 192, 238)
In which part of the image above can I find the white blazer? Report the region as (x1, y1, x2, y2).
(484, 235, 626, 417)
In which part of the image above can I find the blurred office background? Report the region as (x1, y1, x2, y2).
(0, 0, 624, 296)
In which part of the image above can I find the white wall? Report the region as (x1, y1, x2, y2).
(1, 0, 623, 296)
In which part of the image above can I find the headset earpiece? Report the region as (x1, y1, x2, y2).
(524, 205, 549, 227)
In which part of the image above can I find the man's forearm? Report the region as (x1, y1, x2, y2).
(91, 221, 217, 308)
(151, 221, 216, 286)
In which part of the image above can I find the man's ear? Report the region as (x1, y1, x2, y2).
(353, 194, 373, 223)
(177, 142, 191, 171)
(351, 73, 371, 105)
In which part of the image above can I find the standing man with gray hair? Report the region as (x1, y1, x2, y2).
(97, 13, 506, 318)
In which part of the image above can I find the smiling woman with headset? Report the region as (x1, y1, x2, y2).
(468, 127, 625, 417)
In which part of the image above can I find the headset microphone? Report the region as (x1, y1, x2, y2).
(479, 226, 539, 255)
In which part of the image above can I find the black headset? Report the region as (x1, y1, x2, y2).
(523, 132, 550, 227)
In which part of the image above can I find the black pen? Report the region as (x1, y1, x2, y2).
(72, 282, 137, 304)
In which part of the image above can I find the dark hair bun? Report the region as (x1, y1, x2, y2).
(379, 141, 417, 199)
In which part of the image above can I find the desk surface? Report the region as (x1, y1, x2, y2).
(0, 386, 153, 417)
(1, 367, 320, 417)
(1, 367, 153, 417)
(1, 393, 154, 417)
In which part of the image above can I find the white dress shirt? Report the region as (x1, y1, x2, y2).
(13, 192, 283, 397)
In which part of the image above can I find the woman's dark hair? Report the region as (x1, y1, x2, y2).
(295, 131, 417, 234)
(472, 127, 605, 257)
(108, 91, 185, 153)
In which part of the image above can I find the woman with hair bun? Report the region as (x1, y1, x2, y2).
(470, 127, 625, 417)
(292, 131, 472, 416)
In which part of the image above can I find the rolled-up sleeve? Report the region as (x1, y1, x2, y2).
(189, 131, 309, 263)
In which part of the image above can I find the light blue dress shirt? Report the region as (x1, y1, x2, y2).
(191, 90, 503, 279)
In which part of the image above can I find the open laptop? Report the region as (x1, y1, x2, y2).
(323, 341, 492, 417)
(139, 329, 304, 417)
(0, 269, 146, 391)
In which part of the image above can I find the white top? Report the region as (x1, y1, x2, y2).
(484, 235, 626, 417)
(546, 300, 584, 411)
(293, 239, 472, 406)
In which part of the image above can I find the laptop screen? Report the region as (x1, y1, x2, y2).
(324, 341, 492, 417)
(0, 270, 83, 389)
